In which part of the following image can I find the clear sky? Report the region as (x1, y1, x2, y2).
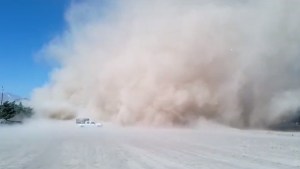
(0, 0, 70, 97)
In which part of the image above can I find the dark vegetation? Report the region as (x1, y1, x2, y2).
(269, 110, 300, 131)
(0, 101, 33, 124)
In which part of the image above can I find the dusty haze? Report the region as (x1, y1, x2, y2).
(31, 0, 300, 128)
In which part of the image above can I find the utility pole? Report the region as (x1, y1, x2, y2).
(1, 86, 3, 105)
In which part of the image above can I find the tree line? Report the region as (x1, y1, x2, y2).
(0, 101, 33, 123)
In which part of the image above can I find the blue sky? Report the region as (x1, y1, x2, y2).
(0, 0, 70, 97)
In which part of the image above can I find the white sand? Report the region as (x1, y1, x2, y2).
(0, 120, 299, 169)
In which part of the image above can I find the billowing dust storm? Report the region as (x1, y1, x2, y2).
(31, 0, 300, 128)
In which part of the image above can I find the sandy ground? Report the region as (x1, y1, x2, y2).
(0, 120, 299, 169)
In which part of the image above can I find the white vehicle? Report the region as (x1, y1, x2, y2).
(76, 118, 103, 127)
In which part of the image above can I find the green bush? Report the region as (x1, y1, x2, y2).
(0, 101, 33, 121)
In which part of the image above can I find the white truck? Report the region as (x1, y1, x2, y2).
(76, 118, 102, 127)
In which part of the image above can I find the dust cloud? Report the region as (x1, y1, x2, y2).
(31, 0, 300, 128)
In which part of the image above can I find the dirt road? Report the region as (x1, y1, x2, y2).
(0, 121, 299, 169)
